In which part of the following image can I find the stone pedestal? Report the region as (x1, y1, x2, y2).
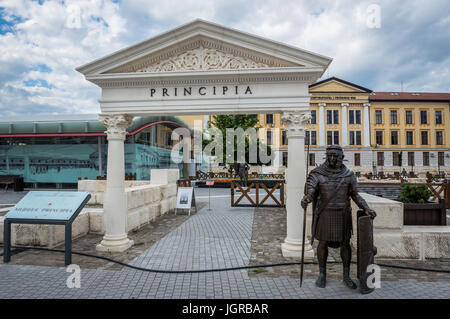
(281, 111, 314, 259)
(96, 114, 135, 252)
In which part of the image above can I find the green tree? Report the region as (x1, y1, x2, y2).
(203, 114, 272, 174)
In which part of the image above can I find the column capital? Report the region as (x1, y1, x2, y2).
(281, 111, 310, 138)
(341, 103, 349, 107)
(318, 103, 326, 107)
(99, 114, 134, 140)
(363, 103, 371, 107)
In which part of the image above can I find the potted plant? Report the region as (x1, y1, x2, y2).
(398, 183, 446, 225)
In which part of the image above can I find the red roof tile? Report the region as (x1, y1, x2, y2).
(370, 92, 450, 102)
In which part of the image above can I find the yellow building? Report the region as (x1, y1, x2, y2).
(369, 92, 450, 173)
(258, 77, 373, 172)
(256, 78, 450, 175)
(179, 79, 450, 175)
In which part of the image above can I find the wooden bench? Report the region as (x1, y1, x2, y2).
(0, 175, 23, 191)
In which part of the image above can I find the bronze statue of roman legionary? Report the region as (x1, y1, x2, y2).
(301, 145, 376, 289)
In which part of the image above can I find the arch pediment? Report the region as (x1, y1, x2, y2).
(105, 37, 295, 73)
(77, 19, 332, 76)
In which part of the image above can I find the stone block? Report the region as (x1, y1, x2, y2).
(127, 210, 141, 232)
(150, 169, 179, 185)
(139, 207, 150, 226)
(96, 192, 104, 205)
(167, 184, 178, 197)
(160, 199, 170, 215)
(12, 224, 50, 246)
(77, 180, 98, 193)
(351, 193, 403, 230)
(143, 185, 161, 204)
(87, 208, 104, 234)
(87, 193, 98, 205)
(147, 203, 160, 220)
(126, 189, 145, 210)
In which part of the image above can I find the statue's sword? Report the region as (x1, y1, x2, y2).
(300, 134, 310, 287)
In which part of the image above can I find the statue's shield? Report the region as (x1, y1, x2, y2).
(357, 210, 377, 294)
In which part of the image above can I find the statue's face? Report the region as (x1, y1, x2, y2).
(326, 149, 343, 169)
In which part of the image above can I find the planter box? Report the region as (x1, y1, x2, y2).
(404, 199, 447, 226)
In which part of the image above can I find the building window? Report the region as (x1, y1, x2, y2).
(435, 111, 442, 125)
(310, 110, 317, 124)
(406, 110, 413, 124)
(390, 110, 398, 124)
(326, 110, 339, 124)
(391, 131, 399, 145)
(375, 131, 383, 145)
(266, 114, 273, 125)
(310, 131, 317, 145)
(326, 131, 339, 145)
(309, 153, 315, 166)
(421, 131, 428, 145)
(375, 110, 383, 124)
(356, 131, 361, 145)
(406, 131, 414, 145)
(393, 152, 400, 166)
(423, 152, 430, 166)
(266, 130, 272, 145)
(438, 152, 444, 166)
(420, 111, 427, 124)
(333, 110, 339, 124)
(282, 152, 288, 167)
(354, 153, 361, 166)
(408, 152, 415, 166)
(349, 110, 361, 124)
(349, 131, 362, 145)
(436, 131, 444, 145)
(377, 152, 384, 166)
(282, 130, 288, 145)
(333, 131, 339, 144)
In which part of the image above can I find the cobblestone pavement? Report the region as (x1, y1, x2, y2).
(0, 188, 449, 299)
(249, 207, 450, 283)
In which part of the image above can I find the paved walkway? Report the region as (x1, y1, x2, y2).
(0, 189, 449, 299)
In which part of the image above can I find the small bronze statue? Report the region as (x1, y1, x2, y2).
(301, 145, 376, 290)
(235, 162, 250, 186)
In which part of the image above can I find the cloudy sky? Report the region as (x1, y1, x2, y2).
(0, 0, 449, 116)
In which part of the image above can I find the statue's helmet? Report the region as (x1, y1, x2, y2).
(326, 144, 344, 155)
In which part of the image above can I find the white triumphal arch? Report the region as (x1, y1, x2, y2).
(77, 19, 332, 258)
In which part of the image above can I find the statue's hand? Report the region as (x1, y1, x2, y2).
(301, 197, 309, 210)
(365, 208, 376, 219)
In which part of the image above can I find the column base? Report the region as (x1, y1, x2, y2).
(281, 239, 315, 259)
(96, 235, 134, 253)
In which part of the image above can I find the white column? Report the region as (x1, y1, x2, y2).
(318, 103, 326, 146)
(97, 114, 134, 252)
(281, 111, 314, 258)
(363, 103, 371, 147)
(341, 103, 348, 146)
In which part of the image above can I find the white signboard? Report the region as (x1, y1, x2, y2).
(176, 187, 196, 215)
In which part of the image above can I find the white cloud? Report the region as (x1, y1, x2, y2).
(0, 0, 448, 117)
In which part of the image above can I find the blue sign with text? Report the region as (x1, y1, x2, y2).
(5, 191, 91, 221)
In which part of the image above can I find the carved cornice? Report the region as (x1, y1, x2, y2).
(136, 45, 269, 72)
(90, 74, 316, 88)
(106, 37, 297, 74)
(99, 114, 134, 140)
(281, 111, 311, 138)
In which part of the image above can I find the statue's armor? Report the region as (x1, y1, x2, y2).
(306, 165, 371, 244)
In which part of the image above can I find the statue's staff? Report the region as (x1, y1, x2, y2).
(300, 132, 310, 287)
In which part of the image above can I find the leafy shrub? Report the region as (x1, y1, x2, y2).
(398, 183, 433, 203)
